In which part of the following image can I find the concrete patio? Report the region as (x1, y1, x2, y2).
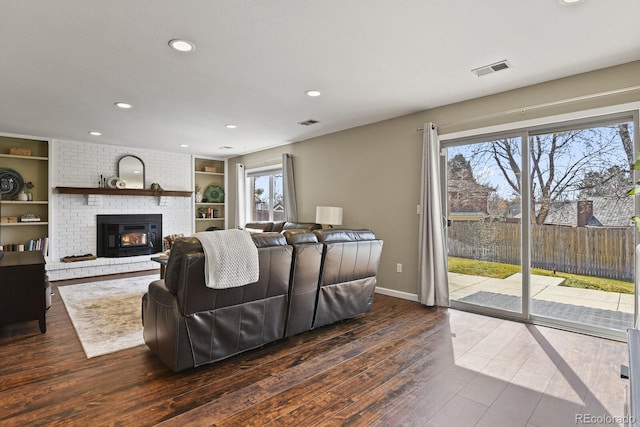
(449, 272, 635, 329)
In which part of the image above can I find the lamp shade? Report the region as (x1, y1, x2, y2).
(315, 206, 343, 226)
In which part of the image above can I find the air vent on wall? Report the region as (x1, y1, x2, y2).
(298, 119, 320, 126)
(471, 60, 513, 77)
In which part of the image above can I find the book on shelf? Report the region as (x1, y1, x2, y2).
(20, 214, 41, 222)
(0, 237, 48, 255)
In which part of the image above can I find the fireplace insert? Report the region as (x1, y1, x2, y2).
(97, 214, 162, 257)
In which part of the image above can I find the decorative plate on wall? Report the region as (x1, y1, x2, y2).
(204, 184, 224, 203)
(0, 168, 24, 199)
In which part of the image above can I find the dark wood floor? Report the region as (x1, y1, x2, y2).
(0, 272, 628, 426)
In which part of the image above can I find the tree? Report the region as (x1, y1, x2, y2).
(619, 123, 634, 166)
(487, 192, 510, 217)
(578, 165, 630, 198)
(448, 153, 475, 181)
(254, 187, 265, 201)
(467, 125, 630, 224)
(447, 154, 495, 214)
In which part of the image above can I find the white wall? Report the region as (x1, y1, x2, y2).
(47, 139, 193, 280)
(228, 61, 640, 297)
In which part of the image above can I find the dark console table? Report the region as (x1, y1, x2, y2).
(151, 255, 169, 279)
(0, 251, 47, 333)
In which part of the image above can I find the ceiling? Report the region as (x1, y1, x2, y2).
(1, 1, 639, 158)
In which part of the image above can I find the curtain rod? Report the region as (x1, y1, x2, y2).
(245, 157, 282, 169)
(416, 84, 640, 131)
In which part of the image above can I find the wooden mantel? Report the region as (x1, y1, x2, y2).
(55, 187, 192, 197)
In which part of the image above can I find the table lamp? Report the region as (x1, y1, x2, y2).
(315, 206, 343, 229)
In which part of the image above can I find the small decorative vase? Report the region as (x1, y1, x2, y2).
(195, 192, 203, 203)
(17, 191, 28, 201)
(27, 191, 33, 201)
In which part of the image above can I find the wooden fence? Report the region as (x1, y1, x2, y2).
(447, 221, 635, 281)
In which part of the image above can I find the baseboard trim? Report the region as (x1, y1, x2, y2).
(375, 286, 419, 302)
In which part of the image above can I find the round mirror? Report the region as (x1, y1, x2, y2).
(118, 155, 145, 189)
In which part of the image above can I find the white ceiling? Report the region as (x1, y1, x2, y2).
(1, 1, 639, 157)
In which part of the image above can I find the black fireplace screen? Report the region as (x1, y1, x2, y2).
(97, 214, 162, 257)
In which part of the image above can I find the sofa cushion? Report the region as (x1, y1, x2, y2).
(283, 222, 321, 231)
(271, 221, 286, 232)
(312, 228, 382, 328)
(169, 235, 292, 315)
(282, 229, 323, 337)
(313, 229, 376, 243)
(244, 222, 274, 232)
(283, 229, 319, 245)
(251, 232, 287, 247)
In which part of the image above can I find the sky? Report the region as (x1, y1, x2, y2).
(445, 122, 634, 201)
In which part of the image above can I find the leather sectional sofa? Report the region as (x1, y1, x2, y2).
(243, 221, 321, 233)
(141, 228, 383, 372)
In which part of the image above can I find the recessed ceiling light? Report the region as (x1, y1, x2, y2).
(306, 90, 321, 97)
(88, 131, 102, 136)
(225, 124, 237, 129)
(218, 146, 233, 150)
(114, 102, 133, 109)
(169, 39, 196, 52)
(559, 0, 583, 4)
(179, 144, 189, 148)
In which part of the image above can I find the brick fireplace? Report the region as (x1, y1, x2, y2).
(47, 139, 192, 280)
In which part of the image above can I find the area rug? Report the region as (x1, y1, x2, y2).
(459, 291, 633, 330)
(58, 274, 158, 358)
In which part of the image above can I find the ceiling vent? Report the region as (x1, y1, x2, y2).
(298, 119, 320, 126)
(471, 60, 513, 77)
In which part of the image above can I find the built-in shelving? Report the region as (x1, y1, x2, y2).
(194, 157, 226, 231)
(0, 153, 47, 161)
(2, 201, 48, 204)
(1, 222, 49, 227)
(0, 136, 49, 253)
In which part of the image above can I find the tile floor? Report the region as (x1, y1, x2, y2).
(436, 309, 630, 427)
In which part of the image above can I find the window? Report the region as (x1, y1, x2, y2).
(246, 166, 284, 222)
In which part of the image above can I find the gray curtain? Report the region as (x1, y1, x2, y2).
(235, 163, 246, 228)
(418, 123, 449, 306)
(282, 153, 298, 222)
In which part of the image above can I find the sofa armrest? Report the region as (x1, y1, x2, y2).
(143, 279, 194, 372)
(164, 237, 204, 293)
(147, 279, 176, 306)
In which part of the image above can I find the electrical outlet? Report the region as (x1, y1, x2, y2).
(417, 205, 421, 215)
(396, 263, 403, 273)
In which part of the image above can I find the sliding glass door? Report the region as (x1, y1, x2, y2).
(446, 135, 526, 318)
(528, 119, 635, 333)
(445, 112, 638, 337)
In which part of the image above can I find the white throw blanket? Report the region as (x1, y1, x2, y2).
(194, 229, 259, 289)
